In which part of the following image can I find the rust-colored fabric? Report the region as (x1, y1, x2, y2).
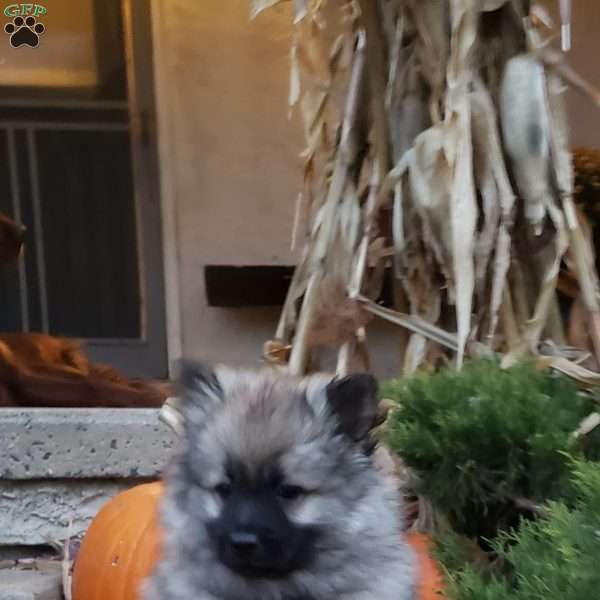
(0, 333, 173, 408)
(0, 211, 25, 265)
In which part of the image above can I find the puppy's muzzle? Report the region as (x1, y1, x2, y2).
(229, 530, 260, 559)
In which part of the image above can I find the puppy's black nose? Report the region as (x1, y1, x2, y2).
(229, 530, 259, 557)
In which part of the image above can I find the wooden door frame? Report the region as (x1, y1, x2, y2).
(80, 0, 173, 377)
(147, 0, 183, 376)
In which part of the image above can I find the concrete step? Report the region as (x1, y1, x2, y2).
(0, 408, 177, 547)
(0, 408, 177, 480)
(0, 562, 62, 600)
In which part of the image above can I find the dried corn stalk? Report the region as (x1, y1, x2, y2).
(254, 0, 600, 378)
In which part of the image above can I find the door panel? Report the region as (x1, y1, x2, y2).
(0, 0, 167, 378)
(0, 130, 22, 332)
(36, 127, 141, 339)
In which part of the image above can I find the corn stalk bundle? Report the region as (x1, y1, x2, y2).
(255, 0, 600, 381)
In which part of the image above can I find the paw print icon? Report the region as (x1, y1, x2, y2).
(4, 16, 45, 48)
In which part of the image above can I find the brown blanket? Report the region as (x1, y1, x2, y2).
(0, 333, 172, 408)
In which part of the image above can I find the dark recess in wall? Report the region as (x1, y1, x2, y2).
(204, 265, 395, 308)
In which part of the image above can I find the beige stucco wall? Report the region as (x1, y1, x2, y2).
(151, 0, 404, 378)
(152, 0, 600, 379)
(546, 2, 600, 147)
(151, 0, 303, 369)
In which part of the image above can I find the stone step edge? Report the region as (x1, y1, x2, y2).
(0, 408, 177, 480)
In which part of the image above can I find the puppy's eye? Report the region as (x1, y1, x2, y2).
(277, 484, 305, 501)
(215, 482, 231, 499)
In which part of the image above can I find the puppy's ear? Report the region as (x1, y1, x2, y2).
(325, 373, 379, 443)
(177, 360, 224, 427)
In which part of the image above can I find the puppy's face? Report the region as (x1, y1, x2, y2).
(175, 364, 380, 581)
(205, 457, 319, 578)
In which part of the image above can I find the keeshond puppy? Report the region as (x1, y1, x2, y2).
(144, 362, 415, 600)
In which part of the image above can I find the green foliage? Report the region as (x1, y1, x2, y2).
(430, 525, 485, 574)
(441, 460, 600, 600)
(383, 359, 600, 539)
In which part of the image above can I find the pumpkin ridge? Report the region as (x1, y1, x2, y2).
(126, 503, 162, 598)
(72, 482, 163, 600)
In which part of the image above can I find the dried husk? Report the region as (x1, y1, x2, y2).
(256, 0, 600, 381)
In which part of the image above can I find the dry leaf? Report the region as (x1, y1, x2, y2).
(482, 0, 510, 10)
(306, 277, 371, 348)
(296, 18, 331, 87)
(289, 38, 301, 106)
(470, 79, 515, 339)
(534, 355, 600, 388)
(250, 0, 286, 20)
(408, 127, 453, 285)
(573, 413, 600, 439)
(293, 0, 309, 23)
(358, 295, 458, 352)
(255, 0, 600, 382)
(500, 54, 551, 234)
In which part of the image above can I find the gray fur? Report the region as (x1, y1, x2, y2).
(143, 365, 415, 600)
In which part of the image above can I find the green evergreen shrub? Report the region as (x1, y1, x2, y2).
(383, 359, 600, 540)
(440, 460, 600, 600)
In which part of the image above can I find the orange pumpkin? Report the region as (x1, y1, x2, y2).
(72, 482, 163, 600)
(72, 483, 445, 600)
(406, 532, 446, 600)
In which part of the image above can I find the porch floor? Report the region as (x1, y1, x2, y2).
(0, 561, 62, 600)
